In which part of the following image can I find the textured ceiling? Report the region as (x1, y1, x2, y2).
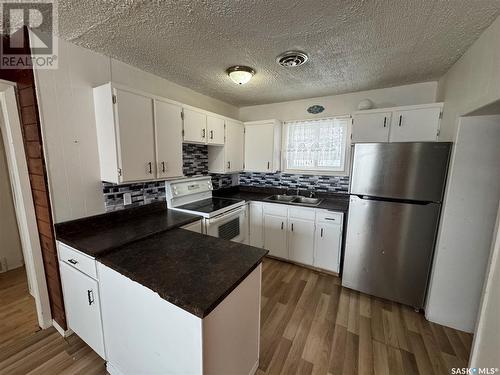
(57, 0, 500, 106)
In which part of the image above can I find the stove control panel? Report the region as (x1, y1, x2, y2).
(166, 176, 213, 202)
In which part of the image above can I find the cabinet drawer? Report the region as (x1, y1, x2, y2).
(316, 210, 343, 224)
(289, 206, 316, 221)
(263, 202, 288, 216)
(58, 243, 97, 279)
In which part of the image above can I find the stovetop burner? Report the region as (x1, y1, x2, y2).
(176, 197, 243, 214)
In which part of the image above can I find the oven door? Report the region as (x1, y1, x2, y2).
(205, 205, 248, 243)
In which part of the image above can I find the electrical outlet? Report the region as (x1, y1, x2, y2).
(123, 192, 132, 205)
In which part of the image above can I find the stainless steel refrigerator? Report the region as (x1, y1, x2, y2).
(342, 142, 452, 308)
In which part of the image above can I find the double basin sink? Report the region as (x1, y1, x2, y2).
(264, 194, 323, 207)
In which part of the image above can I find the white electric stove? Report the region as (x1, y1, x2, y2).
(165, 176, 248, 243)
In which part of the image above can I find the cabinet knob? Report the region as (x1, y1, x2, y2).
(87, 289, 95, 305)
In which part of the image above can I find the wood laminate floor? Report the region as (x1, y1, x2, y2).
(0, 259, 472, 374)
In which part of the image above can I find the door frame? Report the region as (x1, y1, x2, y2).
(0, 79, 52, 329)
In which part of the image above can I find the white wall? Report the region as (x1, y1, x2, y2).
(35, 38, 238, 223)
(426, 115, 500, 332)
(436, 15, 500, 141)
(0, 127, 23, 271)
(469, 205, 500, 369)
(239, 82, 438, 122)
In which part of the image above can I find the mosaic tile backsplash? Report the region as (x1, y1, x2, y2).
(239, 172, 350, 193)
(104, 144, 235, 211)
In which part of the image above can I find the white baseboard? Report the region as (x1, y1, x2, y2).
(107, 362, 125, 375)
(249, 359, 259, 375)
(52, 319, 73, 337)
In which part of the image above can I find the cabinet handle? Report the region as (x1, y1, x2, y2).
(281, 222, 284, 230)
(291, 223, 294, 232)
(227, 161, 231, 170)
(161, 161, 166, 173)
(210, 130, 214, 139)
(202, 128, 206, 139)
(267, 161, 270, 170)
(324, 218, 336, 221)
(87, 289, 95, 306)
(67, 258, 78, 265)
(321, 228, 323, 237)
(148, 162, 152, 174)
(383, 117, 387, 128)
(398, 115, 402, 127)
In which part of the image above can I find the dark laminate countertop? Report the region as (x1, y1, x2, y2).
(99, 229, 267, 318)
(55, 202, 201, 258)
(214, 186, 350, 212)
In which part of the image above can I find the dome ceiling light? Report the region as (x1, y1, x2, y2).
(226, 66, 255, 85)
(276, 51, 309, 67)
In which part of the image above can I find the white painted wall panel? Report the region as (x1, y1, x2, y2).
(426, 115, 500, 332)
(437, 15, 500, 141)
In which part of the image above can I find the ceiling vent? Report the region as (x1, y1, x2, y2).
(276, 51, 309, 67)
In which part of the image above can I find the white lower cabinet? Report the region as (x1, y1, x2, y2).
(263, 213, 288, 259)
(314, 211, 343, 273)
(249, 202, 263, 248)
(59, 259, 106, 359)
(288, 218, 315, 265)
(257, 202, 343, 273)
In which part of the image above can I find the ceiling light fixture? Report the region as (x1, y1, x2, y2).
(226, 66, 255, 85)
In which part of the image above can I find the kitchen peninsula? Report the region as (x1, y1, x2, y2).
(55, 202, 267, 375)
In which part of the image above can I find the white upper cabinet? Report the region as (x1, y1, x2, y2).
(352, 103, 443, 143)
(207, 115, 225, 145)
(244, 120, 281, 173)
(225, 120, 244, 172)
(183, 108, 207, 144)
(155, 99, 184, 179)
(389, 107, 442, 142)
(208, 120, 244, 173)
(351, 112, 391, 143)
(94, 84, 156, 184)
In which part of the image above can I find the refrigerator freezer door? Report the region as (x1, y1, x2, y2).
(350, 142, 452, 202)
(342, 195, 440, 308)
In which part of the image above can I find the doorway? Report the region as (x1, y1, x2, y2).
(0, 81, 51, 330)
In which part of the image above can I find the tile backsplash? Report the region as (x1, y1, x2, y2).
(103, 144, 349, 211)
(239, 172, 350, 193)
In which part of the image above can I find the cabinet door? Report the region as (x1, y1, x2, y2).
(225, 120, 244, 172)
(314, 222, 342, 273)
(263, 214, 288, 259)
(288, 219, 315, 265)
(352, 112, 391, 143)
(59, 262, 105, 358)
(249, 202, 263, 248)
(155, 100, 183, 179)
(207, 116, 225, 145)
(244, 123, 274, 172)
(389, 107, 441, 142)
(183, 108, 207, 144)
(115, 89, 155, 182)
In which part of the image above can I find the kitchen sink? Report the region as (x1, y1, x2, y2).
(265, 194, 297, 202)
(292, 196, 323, 205)
(264, 195, 323, 207)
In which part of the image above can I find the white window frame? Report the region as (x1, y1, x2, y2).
(281, 115, 352, 176)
